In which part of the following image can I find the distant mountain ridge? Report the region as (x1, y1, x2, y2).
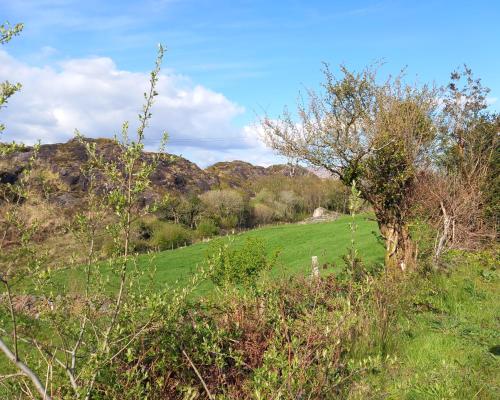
(206, 160, 311, 188)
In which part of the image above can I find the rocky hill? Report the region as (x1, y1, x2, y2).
(0, 138, 314, 209)
(0, 138, 220, 208)
(206, 161, 312, 188)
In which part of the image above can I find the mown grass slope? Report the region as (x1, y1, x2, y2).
(137, 214, 383, 290)
(51, 214, 382, 299)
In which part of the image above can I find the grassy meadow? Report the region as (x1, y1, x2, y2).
(62, 214, 384, 294)
(366, 250, 500, 399)
(147, 214, 383, 287)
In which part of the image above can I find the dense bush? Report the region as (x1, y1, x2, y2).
(151, 221, 192, 250)
(157, 194, 203, 228)
(195, 218, 219, 238)
(207, 237, 278, 288)
(252, 202, 275, 224)
(200, 189, 247, 229)
(93, 257, 411, 399)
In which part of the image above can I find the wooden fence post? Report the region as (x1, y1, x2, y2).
(311, 256, 319, 278)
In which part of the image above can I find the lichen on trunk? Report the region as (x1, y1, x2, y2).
(379, 221, 415, 272)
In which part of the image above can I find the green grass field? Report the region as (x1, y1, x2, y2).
(61, 214, 383, 294)
(137, 214, 383, 289)
(367, 250, 500, 399)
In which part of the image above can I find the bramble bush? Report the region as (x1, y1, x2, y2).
(95, 256, 409, 399)
(207, 237, 279, 289)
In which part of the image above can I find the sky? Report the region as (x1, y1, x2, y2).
(1, 0, 499, 167)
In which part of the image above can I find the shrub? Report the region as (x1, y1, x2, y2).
(134, 215, 158, 240)
(195, 218, 219, 238)
(219, 214, 239, 229)
(102, 270, 404, 399)
(207, 237, 278, 288)
(131, 238, 151, 253)
(150, 222, 192, 250)
(199, 189, 246, 227)
(278, 189, 303, 217)
(252, 202, 275, 224)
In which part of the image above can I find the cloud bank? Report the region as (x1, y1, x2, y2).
(0, 50, 280, 166)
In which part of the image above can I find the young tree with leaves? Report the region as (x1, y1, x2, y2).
(263, 64, 439, 271)
(0, 44, 190, 399)
(0, 22, 23, 136)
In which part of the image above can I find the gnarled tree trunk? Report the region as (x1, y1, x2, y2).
(379, 222, 415, 272)
(434, 201, 453, 264)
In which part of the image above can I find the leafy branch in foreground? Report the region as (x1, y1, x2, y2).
(0, 22, 23, 45)
(0, 22, 23, 136)
(75, 44, 168, 399)
(0, 44, 202, 399)
(341, 181, 366, 282)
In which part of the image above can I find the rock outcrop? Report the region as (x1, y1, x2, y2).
(0, 138, 219, 208)
(206, 161, 312, 188)
(0, 138, 315, 209)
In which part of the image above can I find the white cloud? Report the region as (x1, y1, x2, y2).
(486, 97, 498, 105)
(0, 49, 280, 166)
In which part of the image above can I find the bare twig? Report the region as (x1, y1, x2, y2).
(182, 349, 213, 400)
(0, 338, 52, 400)
(1, 278, 18, 360)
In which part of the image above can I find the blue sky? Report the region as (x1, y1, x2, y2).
(1, 0, 499, 166)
